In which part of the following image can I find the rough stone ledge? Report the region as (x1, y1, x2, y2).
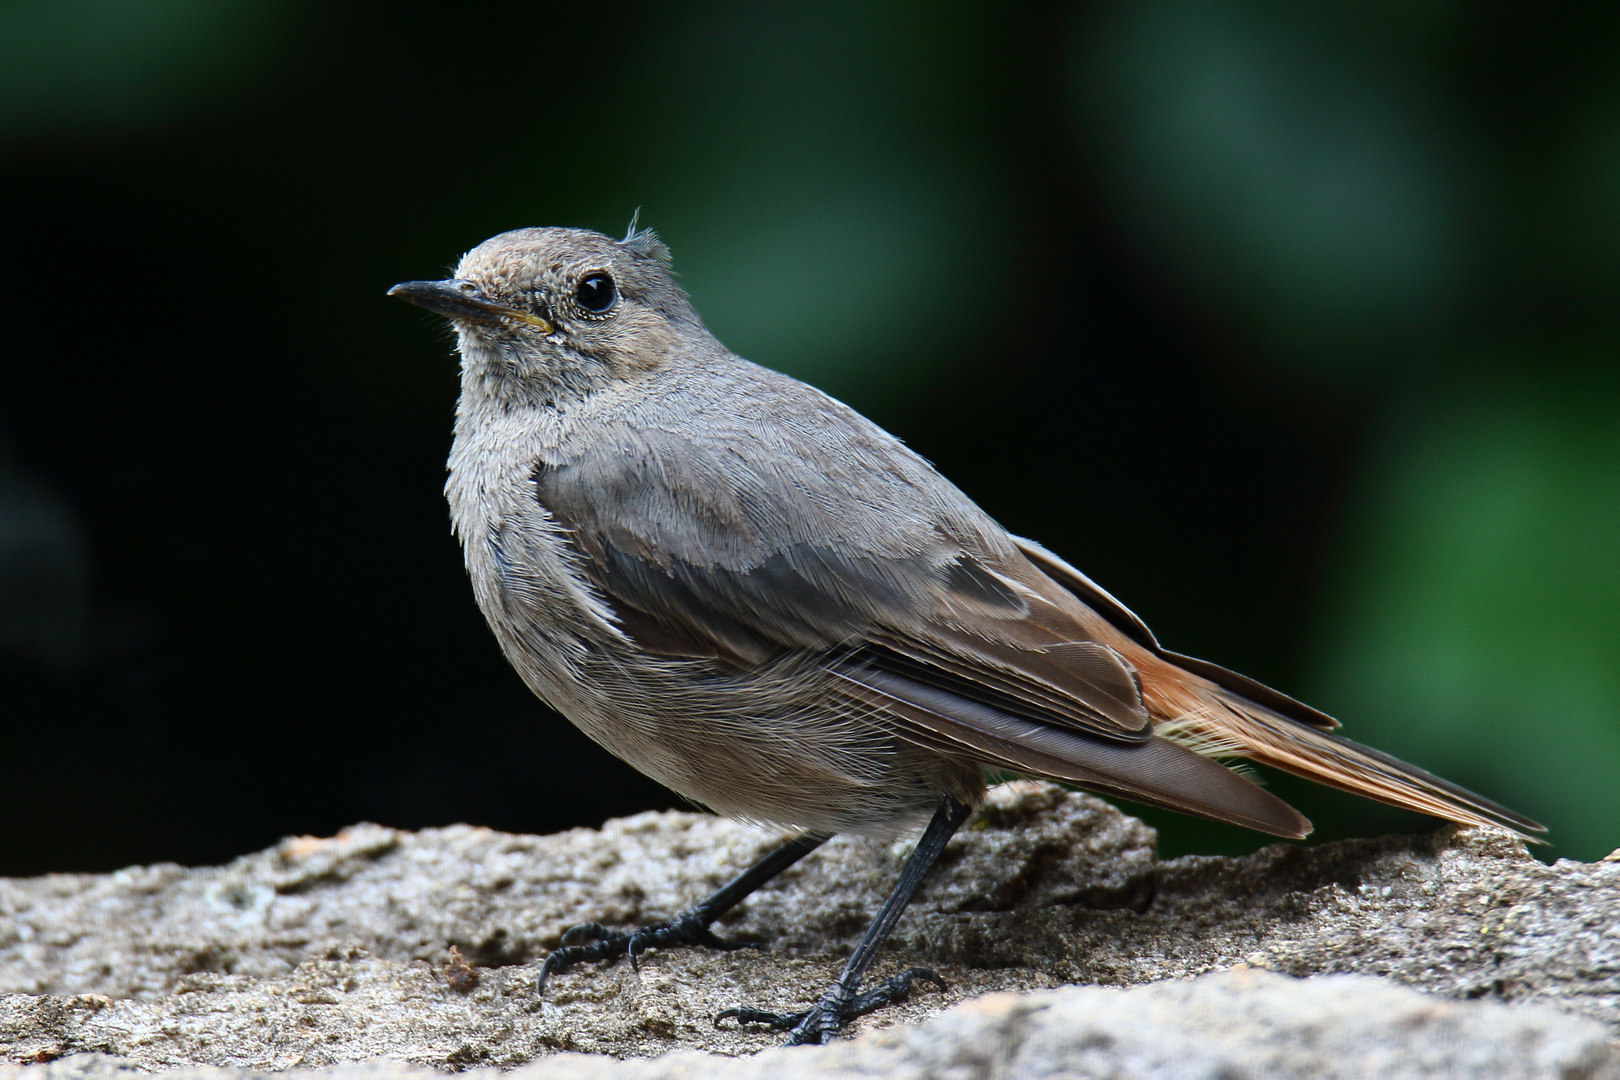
(3, 971, 1616, 1080)
(2, 782, 1617, 1075)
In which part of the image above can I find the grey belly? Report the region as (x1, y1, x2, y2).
(527, 646, 969, 837)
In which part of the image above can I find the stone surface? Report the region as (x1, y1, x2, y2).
(2, 782, 1618, 1075)
(4, 971, 1617, 1080)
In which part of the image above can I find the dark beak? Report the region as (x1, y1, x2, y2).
(387, 279, 500, 324)
(387, 279, 553, 332)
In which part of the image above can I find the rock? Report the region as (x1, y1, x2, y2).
(2, 973, 1614, 1080)
(1, 782, 1617, 1076)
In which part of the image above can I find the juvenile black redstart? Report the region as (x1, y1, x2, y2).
(389, 222, 1541, 1045)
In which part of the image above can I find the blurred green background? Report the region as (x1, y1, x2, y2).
(2, 1, 1616, 873)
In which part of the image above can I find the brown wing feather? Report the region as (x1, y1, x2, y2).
(1001, 537, 1544, 839)
(880, 552, 1160, 739)
(830, 666, 1310, 838)
(1012, 535, 1341, 731)
(1135, 660, 1546, 839)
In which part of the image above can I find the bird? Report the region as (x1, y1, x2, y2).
(388, 220, 1542, 1045)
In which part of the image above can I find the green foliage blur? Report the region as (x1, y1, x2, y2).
(1075, 4, 1620, 860)
(2, 1, 1616, 867)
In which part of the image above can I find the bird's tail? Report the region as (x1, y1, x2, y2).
(1143, 662, 1546, 842)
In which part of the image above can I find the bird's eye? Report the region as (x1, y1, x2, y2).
(575, 272, 616, 314)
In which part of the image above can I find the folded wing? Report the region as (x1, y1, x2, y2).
(528, 411, 1311, 837)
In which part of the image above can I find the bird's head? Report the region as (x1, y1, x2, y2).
(390, 221, 703, 406)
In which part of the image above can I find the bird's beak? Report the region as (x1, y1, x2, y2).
(386, 279, 554, 332)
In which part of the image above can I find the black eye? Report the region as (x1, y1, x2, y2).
(575, 272, 616, 314)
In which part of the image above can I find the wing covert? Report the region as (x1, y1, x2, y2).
(527, 402, 1155, 742)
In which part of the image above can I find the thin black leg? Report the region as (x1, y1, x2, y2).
(536, 831, 827, 993)
(717, 797, 974, 1045)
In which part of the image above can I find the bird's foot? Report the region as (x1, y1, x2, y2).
(536, 910, 762, 993)
(716, 967, 946, 1045)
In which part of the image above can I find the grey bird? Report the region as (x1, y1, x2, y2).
(389, 222, 1542, 1045)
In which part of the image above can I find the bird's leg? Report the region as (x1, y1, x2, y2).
(717, 797, 973, 1045)
(536, 831, 827, 993)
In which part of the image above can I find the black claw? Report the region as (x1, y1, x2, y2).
(533, 832, 827, 1001)
(536, 940, 613, 993)
(537, 913, 768, 993)
(844, 968, 946, 1019)
(714, 1006, 807, 1031)
(559, 922, 612, 946)
(785, 1008, 843, 1047)
(716, 967, 947, 1045)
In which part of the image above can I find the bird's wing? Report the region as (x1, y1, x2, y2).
(535, 397, 1152, 742)
(525, 376, 1309, 837)
(1011, 535, 1341, 731)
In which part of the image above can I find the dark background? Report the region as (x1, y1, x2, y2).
(4, 1, 1618, 875)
